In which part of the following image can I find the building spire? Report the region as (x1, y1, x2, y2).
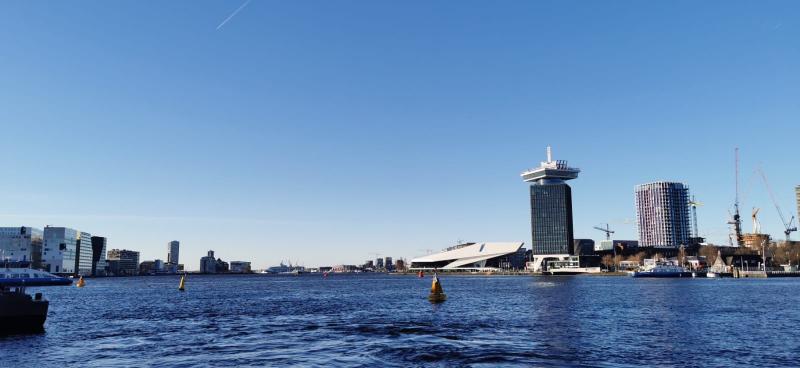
(546, 146, 552, 163)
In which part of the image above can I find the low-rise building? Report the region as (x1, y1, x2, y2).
(410, 242, 525, 271)
(229, 261, 251, 273)
(107, 249, 140, 276)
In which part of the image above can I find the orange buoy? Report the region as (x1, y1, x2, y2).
(427, 273, 446, 303)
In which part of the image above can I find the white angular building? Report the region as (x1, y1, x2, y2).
(409, 242, 525, 271)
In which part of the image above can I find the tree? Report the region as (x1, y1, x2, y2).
(699, 245, 718, 265)
(601, 254, 615, 270)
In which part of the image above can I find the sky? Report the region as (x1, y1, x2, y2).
(0, 1, 798, 270)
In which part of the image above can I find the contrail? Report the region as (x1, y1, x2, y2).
(216, 0, 252, 30)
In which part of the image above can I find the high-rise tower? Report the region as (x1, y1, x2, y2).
(635, 182, 691, 248)
(521, 146, 580, 271)
(168, 240, 180, 265)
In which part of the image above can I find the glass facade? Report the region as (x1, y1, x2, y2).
(107, 249, 140, 276)
(76, 232, 93, 276)
(43, 227, 78, 274)
(0, 227, 44, 268)
(530, 183, 574, 255)
(91, 236, 107, 276)
(168, 240, 180, 265)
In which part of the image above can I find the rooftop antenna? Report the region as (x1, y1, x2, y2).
(546, 146, 553, 163)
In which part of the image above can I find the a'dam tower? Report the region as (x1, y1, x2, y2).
(521, 146, 580, 272)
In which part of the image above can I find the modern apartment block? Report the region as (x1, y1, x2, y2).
(0, 227, 44, 268)
(42, 226, 79, 274)
(635, 181, 692, 248)
(167, 240, 180, 265)
(796, 185, 799, 226)
(107, 249, 140, 276)
(75, 231, 93, 276)
(91, 236, 107, 276)
(521, 147, 580, 271)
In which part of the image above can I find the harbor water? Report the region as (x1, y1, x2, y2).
(2, 274, 799, 367)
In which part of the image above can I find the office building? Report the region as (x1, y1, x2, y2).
(200, 250, 217, 274)
(375, 258, 384, 269)
(635, 182, 691, 248)
(0, 227, 44, 268)
(384, 257, 393, 271)
(42, 226, 79, 274)
(167, 240, 180, 265)
(75, 231, 93, 276)
(107, 249, 140, 276)
(91, 236, 107, 276)
(410, 242, 525, 271)
(521, 147, 580, 271)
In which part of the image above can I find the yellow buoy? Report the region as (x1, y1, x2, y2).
(178, 274, 185, 291)
(428, 273, 446, 303)
(76, 276, 85, 288)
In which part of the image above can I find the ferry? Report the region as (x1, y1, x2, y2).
(1, 262, 72, 333)
(629, 262, 692, 278)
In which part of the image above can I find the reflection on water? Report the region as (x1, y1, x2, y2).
(2, 274, 799, 367)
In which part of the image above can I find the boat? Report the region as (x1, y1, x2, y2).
(1, 262, 72, 333)
(265, 261, 306, 274)
(544, 256, 602, 275)
(629, 262, 692, 278)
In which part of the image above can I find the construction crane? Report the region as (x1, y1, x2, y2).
(752, 207, 761, 234)
(688, 196, 704, 238)
(593, 224, 615, 240)
(758, 166, 798, 241)
(729, 148, 745, 246)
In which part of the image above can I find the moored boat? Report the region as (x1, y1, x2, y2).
(1, 262, 72, 333)
(630, 262, 692, 278)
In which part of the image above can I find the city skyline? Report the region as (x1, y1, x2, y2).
(1, 2, 798, 269)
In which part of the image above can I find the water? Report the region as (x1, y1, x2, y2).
(2, 274, 799, 367)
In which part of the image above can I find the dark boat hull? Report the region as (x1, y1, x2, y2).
(0, 292, 49, 334)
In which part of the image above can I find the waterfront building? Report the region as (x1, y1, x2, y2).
(139, 260, 156, 275)
(384, 257, 393, 271)
(375, 258, 384, 269)
(573, 239, 595, 256)
(75, 232, 93, 276)
(42, 226, 79, 274)
(91, 236, 107, 276)
(229, 261, 251, 273)
(200, 250, 217, 273)
(594, 240, 639, 252)
(395, 259, 405, 271)
(364, 260, 374, 269)
(0, 227, 44, 268)
(167, 240, 180, 265)
(521, 147, 580, 271)
(107, 249, 140, 276)
(635, 181, 691, 248)
(409, 242, 525, 271)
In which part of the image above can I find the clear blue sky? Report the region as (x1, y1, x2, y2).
(1, 1, 798, 270)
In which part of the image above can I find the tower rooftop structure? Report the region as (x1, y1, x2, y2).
(521, 146, 580, 184)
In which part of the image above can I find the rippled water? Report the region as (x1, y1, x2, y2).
(2, 274, 799, 367)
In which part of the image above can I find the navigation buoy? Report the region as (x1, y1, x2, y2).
(178, 274, 186, 291)
(427, 273, 446, 303)
(76, 276, 85, 288)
